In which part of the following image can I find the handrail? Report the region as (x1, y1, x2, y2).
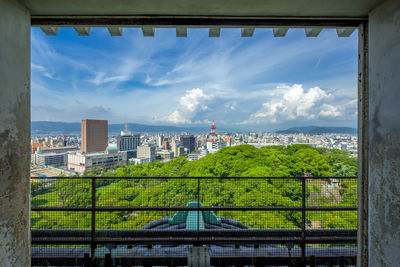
(31, 176, 357, 266)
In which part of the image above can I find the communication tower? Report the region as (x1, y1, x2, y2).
(210, 120, 217, 143)
(121, 121, 132, 136)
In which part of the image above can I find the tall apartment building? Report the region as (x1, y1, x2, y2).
(81, 119, 108, 153)
(180, 135, 196, 153)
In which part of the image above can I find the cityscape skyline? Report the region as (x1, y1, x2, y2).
(31, 118, 358, 176)
(31, 28, 358, 130)
(30, 120, 357, 136)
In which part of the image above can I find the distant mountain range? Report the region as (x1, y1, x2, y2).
(31, 121, 200, 136)
(31, 121, 357, 136)
(276, 126, 357, 135)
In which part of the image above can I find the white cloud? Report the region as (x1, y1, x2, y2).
(88, 56, 146, 86)
(89, 72, 131, 85)
(30, 28, 358, 128)
(166, 88, 212, 124)
(244, 84, 346, 124)
(319, 104, 341, 117)
(31, 63, 58, 80)
(31, 63, 45, 72)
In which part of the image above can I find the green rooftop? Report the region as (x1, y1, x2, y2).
(168, 201, 221, 230)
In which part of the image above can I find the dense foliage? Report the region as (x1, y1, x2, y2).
(31, 145, 357, 230)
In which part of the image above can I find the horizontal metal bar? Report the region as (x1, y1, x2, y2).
(31, 229, 357, 238)
(32, 257, 356, 267)
(32, 207, 92, 211)
(31, 236, 356, 245)
(94, 236, 356, 244)
(31, 258, 187, 266)
(31, 206, 357, 212)
(30, 176, 357, 179)
(31, 15, 365, 27)
(306, 206, 357, 211)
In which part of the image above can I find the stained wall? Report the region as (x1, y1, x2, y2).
(368, 0, 400, 266)
(0, 0, 31, 266)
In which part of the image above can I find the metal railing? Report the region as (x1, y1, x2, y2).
(31, 176, 357, 266)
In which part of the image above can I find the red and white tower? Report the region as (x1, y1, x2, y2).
(121, 121, 132, 136)
(207, 120, 221, 152)
(210, 120, 217, 143)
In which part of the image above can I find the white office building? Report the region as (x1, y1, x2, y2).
(34, 146, 79, 166)
(67, 147, 127, 174)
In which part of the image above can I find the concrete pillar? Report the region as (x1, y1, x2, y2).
(0, 0, 31, 266)
(368, 0, 400, 266)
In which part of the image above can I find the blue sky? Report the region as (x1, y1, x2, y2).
(31, 27, 358, 131)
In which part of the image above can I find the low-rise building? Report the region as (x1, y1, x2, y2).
(157, 150, 174, 162)
(34, 146, 79, 166)
(137, 144, 156, 161)
(67, 148, 127, 174)
(187, 150, 208, 161)
(129, 157, 151, 165)
(206, 141, 225, 153)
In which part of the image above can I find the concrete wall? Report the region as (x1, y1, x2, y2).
(0, 0, 31, 266)
(368, 0, 400, 266)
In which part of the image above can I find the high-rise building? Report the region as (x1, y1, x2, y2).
(171, 138, 185, 157)
(171, 138, 178, 156)
(117, 122, 140, 159)
(81, 119, 108, 153)
(163, 138, 171, 150)
(157, 135, 164, 148)
(180, 135, 196, 153)
(117, 134, 140, 158)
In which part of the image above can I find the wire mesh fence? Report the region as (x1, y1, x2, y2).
(31, 176, 357, 266)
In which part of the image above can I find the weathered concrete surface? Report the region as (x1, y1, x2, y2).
(20, 0, 384, 17)
(368, 0, 400, 266)
(357, 21, 369, 267)
(0, 0, 31, 266)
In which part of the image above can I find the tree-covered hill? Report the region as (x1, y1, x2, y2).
(31, 145, 357, 230)
(276, 126, 357, 135)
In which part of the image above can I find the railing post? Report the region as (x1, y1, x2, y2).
(84, 253, 90, 267)
(310, 256, 316, 267)
(91, 177, 96, 266)
(105, 253, 111, 267)
(301, 176, 306, 266)
(339, 256, 345, 267)
(197, 177, 200, 241)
